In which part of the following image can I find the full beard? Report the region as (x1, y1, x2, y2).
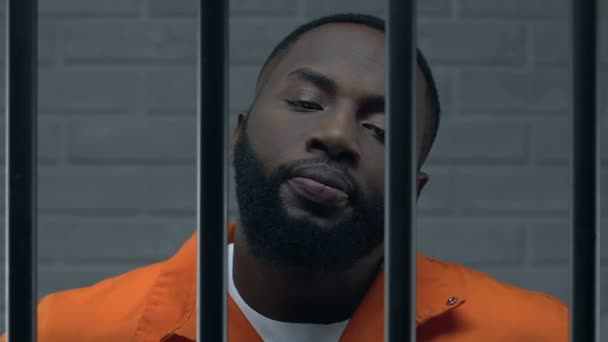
(232, 129, 384, 275)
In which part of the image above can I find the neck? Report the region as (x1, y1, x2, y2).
(232, 227, 383, 324)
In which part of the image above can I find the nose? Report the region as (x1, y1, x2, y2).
(305, 112, 361, 166)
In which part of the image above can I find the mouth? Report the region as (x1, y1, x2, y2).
(281, 164, 355, 209)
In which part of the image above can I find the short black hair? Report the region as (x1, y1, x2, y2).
(255, 13, 441, 167)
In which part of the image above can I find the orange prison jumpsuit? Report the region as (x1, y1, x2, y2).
(1, 223, 568, 341)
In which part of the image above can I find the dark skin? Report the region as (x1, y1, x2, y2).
(231, 23, 432, 324)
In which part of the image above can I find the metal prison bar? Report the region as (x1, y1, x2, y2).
(2, 1, 601, 342)
(5, 0, 38, 341)
(198, 0, 229, 341)
(386, 0, 417, 341)
(571, 0, 600, 341)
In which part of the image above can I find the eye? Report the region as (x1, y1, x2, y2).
(362, 123, 385, 143)
(285, 100, 323, 112)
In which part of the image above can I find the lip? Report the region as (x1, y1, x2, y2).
(289, 164, 355, 198)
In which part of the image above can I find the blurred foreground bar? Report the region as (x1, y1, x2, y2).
(5, 0, 38, 341)
(197, 0, 228, 341)
(571, 0, 599, 341)
(386, 0, 417, 341)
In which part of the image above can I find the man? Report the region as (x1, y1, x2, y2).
(2, 13, 568, 341)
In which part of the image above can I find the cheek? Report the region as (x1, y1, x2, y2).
(245, 108, 309, 169)
(359, 145, 385, 197)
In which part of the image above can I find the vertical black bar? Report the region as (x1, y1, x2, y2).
(197, 0, 228, 341)
(386, 0, 417, 341)
(571, 0, 599, 341)
(5, 0, 37, 341)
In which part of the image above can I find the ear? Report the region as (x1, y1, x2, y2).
(416, 171, 429, 196)
(230, 111, 249, 154)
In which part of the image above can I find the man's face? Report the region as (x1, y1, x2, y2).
(233, 23, 430, 274)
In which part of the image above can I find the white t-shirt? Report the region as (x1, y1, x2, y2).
(228, 243, 350, 342)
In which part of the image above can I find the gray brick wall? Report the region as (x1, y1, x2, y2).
(0, 0, 606, 335)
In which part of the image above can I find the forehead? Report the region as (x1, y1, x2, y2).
(259, 23, 431, 150)
(262, 23, 428, 101)
(267, 23, 386, 93)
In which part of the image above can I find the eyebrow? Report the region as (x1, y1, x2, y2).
(362, 95, 385, 114)
(287, 68, 338, 95)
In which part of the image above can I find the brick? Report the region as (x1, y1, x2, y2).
(419, 22, 526, 65)
(230, 0, 297, 15)
(533, 22, 570, 66)
(304, 0, 385, 17)
(532, 20, 608, 66)
(602, 20, 608, 64)
(526, 217, 608, 267)
(0, 264, 2, 309)
(479, 268, 570, 305)
(602, 271, 608, 314)
(418, 218, 526, 266)
(0, 20, 55, 65)
(38, 166, 195, 212)
(416, 167, 455, 214)
(68, 117, 196, 163)
(143, 67, 262, 115)
(56, 20, 196, 64)
(602, 171, 608, 216)
(36, 217, 194, 261)
(40, 118, 66, 163)
(428, 119, 528, 164)
(602, 80, 608, 115)
(449, 167, 569, 214)
(148, 0, 297, 16)
(461, 0, 568, 18)
(460, 70, 570, 113)
(39, 0, 139, 16)
(147, 0, 195, 16)
(144, 66, 258, 114)
(305, 0, 451, 18)
(0, 214, 221, 262)
(0, 72, 5, 108)
(39, 69, 138, 113)
(0, 0, 139, 16)
(526, 220, 571, 264)
(533, 118, 608, 165)
(142, 67, 197, 113)
(531, 119, 570, 165)
(0, 116, 65, 163)
(230, 18, 302, 64)
(418, 0, 452, 16)
(39, 20, 66, 65)
(534, 20, 608, 66)
(229, 66, 260, 110)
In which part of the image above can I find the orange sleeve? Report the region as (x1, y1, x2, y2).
(1, 262, 162, 342)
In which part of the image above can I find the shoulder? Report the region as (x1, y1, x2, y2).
(455, 262, 569, 341)
(1, 232, 198, 342)
(36, 262, 163, 341)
